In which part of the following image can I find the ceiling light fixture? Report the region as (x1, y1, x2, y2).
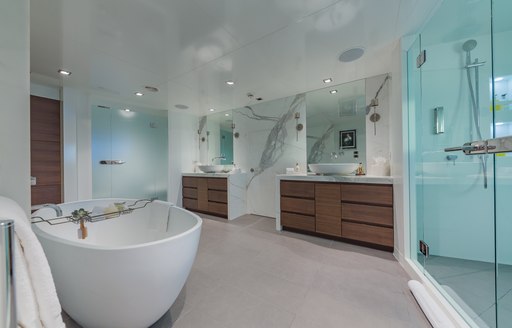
(175, 104, 189, 110)
(135, 92, 144, 96)
(144, 86, 159, 93)
(226, 81, 235, 85)
(339, 47, 365, 63)
(225, 113, 230, 117)
(330, 90, 338, 94)
(494, 77, 504, 82)
(124, 108, 131, 112)
(58, 69, 71, 76)
(323, 78, 332, 83)
(209, 108, 215, 112)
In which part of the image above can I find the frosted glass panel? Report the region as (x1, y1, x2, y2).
(92, 107, 168, 200)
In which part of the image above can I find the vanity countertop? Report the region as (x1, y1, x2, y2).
(183, 172, 231, 178)
(277, 174, 393, 184)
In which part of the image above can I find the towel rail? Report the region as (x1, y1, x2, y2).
(0, 219, 16, 328)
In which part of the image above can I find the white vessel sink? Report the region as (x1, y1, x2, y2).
(197, 165, 225, 173)
(308, 163, 358, 175)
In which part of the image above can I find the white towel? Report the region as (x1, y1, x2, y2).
(0, 196, 65, 328)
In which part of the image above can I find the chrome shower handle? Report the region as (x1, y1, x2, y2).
(445, 136, 512, 155)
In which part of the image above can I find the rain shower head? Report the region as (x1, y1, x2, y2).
(462, 39, 477, 52)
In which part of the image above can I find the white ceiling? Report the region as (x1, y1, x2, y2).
(30, 0, 441, 115)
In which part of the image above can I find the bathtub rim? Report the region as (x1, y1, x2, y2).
(31, 198, 202, 251)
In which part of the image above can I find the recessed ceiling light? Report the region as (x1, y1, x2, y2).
(209, 108, 215, 112)
(339, 47, 365, 63)
(225, 113, 230, 117)
(124, 108, 131, 112)
(494, 77, 504, 82)
(330, 90, 338, 94)
(226, 81, 235, 85)
(58, 69, 71, 76)
(323, 78, 333, 83)
(135, 92, 144, 96)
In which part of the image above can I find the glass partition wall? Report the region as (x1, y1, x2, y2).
(408, 0, 512, 326)
(92, 106, 168, 200)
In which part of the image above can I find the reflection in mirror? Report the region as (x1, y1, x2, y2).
(203, 111, 234, 165)
(306, 79, 366, 168)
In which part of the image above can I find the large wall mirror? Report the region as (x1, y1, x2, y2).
(306, 78, 366, 167)
(199, 110, 234, 165)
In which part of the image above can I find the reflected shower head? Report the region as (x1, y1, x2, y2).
(462, 39, 477, 52)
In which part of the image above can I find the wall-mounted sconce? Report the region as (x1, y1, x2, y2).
(294, 112, 302, 141)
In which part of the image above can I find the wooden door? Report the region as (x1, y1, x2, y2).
(30, 96, 62, 205)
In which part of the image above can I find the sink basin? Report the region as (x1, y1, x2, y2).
(308, 163, 358, 175)
(197, 165, 225, 173)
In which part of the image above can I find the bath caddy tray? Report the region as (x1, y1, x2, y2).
(30, 199, 154, 226)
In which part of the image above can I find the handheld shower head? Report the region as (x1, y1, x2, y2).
(462, 39, 477, 52)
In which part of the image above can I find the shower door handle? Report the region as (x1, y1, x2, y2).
(444, 136, 512, 155)
(99, 160, 126, 165)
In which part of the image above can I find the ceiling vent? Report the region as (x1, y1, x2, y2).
(144, 86, 159, 93)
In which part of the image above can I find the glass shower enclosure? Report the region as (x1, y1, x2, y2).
(92, 106, 168, 200)
(407, 0, 512, 326)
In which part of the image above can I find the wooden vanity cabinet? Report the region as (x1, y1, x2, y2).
(182, 176, 228, 218)
(280, 180, 394, 251)
(340, 184, 394, 248)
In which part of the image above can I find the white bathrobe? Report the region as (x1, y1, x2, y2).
(0, 196, 65, 328)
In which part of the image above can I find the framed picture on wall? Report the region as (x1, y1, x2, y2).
(340, 129, 356, 149)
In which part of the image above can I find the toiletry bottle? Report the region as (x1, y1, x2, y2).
(356, 163, 365, 176)
(294, 162, 300, 173)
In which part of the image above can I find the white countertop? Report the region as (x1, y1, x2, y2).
(182, 172, 232, 177)
(277, 174, 393, 184)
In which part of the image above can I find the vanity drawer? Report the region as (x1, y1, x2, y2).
(342, 203, 393, 227)
(208, 178, 227, 191)
(183, 177, 199, 188)
(208, 190, 227, 203)
(183, 198, 198, 210)
(341, 184, 393, 206)
(280, 181, 315, 199)
(281, 197, 315, 215)
(341, 221, 393, 247)
(281, 212, 315, 232)
(183, 187, 198, 199)
(208, 202, 227, 216)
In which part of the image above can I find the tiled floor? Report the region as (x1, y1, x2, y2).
(63, 214, 430, 328)
(425, 256, 512, 328)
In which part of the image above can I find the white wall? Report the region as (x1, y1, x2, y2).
(0, 0, 30, 212)
(168, 111, 199, 206)
(62, 87, 93, 202)
(30, 82, 60, 100)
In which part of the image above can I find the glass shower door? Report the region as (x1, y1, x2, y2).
(493, 0, 512, 326)
(410, 0, 497, 326)
(92, 106, 168, 200)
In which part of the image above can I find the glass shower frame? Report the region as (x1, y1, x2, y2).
(407, 0, 512, 326)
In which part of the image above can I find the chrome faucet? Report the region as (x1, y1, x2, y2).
(42, 203, 63, 217)
(211, 155, 226, 163)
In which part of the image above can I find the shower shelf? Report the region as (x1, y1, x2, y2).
(30, 199, 154, 226)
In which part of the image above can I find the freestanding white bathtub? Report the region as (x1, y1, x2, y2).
(32, 199, 202, 328)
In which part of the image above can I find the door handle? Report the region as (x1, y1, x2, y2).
(99, 160, 126, 165)
(444, 136, 512, 155)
